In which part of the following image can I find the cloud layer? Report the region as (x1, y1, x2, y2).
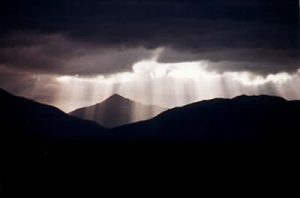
(0, 0, 299, 76)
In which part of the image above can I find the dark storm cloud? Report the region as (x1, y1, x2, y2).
(0, 0, 299, 75)
(0, 33, 154, 75)
(158, 48, 300, 74)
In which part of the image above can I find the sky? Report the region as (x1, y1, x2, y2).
(0, 0, 299, 112)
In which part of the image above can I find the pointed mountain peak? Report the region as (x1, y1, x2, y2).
(98, 94, 135, 106)
(104, 94, 131, 102)
(108, 94, 126, 99)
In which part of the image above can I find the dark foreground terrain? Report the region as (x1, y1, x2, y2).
(1, 88, 299, 195)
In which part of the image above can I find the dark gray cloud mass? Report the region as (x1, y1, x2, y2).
(0, 0, 299, 76)
(0, 33, 154, 75)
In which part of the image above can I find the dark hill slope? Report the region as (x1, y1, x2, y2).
(114, 95, 300, 143)
(0, 88, 108, 141)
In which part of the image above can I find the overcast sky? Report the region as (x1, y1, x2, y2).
(0, 0, 299, 111)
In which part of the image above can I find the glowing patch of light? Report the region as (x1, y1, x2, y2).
(227, 72, 293, 86)
(56, 72, 135, 84)
(132, 59, 217, 79)
(56, 75, 76, 83)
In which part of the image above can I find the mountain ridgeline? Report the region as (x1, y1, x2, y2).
(69, 94, 166, 128)
(114, 95, 300, 143)
(1, 88, 299, 143)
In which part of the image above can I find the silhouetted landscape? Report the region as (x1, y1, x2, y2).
(1, 88, 299, 194)
(115, 95, 300, 142)
(2, 88, 299, 143)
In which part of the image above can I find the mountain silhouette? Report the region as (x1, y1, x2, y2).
(1, 88, 299, 143)
(69, 94, 166, 128)
(114, 95, 300, 143)
(1, 88, 299, 195)
(0, 88, 108, 141)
